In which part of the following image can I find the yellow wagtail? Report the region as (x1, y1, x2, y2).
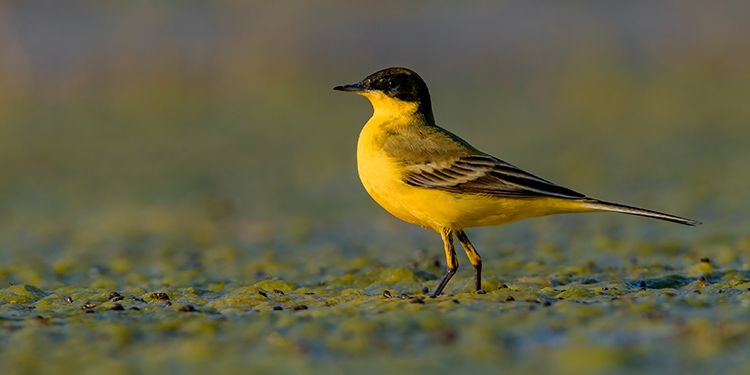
(334, 67, 700, 297)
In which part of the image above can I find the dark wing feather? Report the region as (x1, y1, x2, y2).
(404, 154, 586, 199)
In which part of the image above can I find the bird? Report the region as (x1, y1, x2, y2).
(333, 67, 700, 297)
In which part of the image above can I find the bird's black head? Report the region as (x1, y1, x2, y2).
(334, 67, 434, 122)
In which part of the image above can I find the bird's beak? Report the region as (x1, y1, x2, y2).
(333, 82, 367, 92)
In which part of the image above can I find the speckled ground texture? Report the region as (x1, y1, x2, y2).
(1, 210, 749, 374)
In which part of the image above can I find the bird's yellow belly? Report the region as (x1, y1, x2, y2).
(357, 151, 434, 228)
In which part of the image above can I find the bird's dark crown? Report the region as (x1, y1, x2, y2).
(360, 67, 431, 104)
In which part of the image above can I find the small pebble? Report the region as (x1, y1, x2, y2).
(273, 306, 283, 311)
(505, 296, 515, 302)
(107, 292, 123, 301)
(700, 257, 711, 264)
(64, 296, 74, 304)
(150, 292, 170, 300)
(110, 303, 125, 311)
(382, 290, 393, 298)
(258, 290, 268, 298)
(80, 302, 96, 311)
(292, 305, 308, 311)
(178, 305, 196, 312)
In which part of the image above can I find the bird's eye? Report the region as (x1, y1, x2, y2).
(386, 78, 399, 91)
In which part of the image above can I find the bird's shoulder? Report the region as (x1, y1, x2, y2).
(377, 121, 478, 165)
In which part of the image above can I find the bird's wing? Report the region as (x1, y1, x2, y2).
(404, 154, 586, 199)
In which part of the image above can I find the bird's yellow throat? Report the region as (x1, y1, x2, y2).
(360, 91, 421, 120)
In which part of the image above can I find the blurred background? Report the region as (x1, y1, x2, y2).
(0, 0, 748, 267)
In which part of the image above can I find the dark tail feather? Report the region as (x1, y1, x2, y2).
(582, 199, 701, 226)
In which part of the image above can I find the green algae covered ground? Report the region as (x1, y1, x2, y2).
(1, 210, 749, 374)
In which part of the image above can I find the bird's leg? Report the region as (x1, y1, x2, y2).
(430, 228, 457, 298)
(456, 230, 483, 293)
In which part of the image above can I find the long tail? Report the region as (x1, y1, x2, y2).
(581, 199, 701, 226)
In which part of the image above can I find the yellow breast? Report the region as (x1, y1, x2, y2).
(356, 117, 516, 230)
(357, 118, 423, 226)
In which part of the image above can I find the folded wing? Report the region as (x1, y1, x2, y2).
(404, 154, 586, 199)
